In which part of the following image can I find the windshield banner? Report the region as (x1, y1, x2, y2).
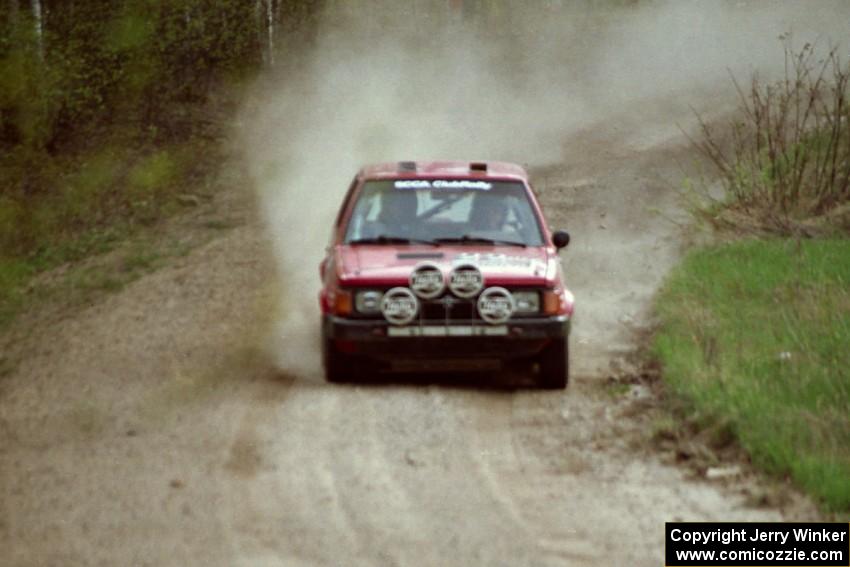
(394, 180, 492, 190)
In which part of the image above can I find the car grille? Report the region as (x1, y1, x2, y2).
(419, 298, 479, 321)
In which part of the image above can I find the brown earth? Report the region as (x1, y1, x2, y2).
(0, 115, 820, 567)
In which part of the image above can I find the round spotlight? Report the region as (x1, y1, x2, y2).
(381, 287, 419, 325)
(409, 262, 445, 299)
(449, 263, 484, 298)
(477, 286, 515, 324)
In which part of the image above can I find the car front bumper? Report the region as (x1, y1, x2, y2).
(322, 315, 570, 367)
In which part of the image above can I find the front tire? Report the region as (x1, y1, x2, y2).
(539, 338, 569, 389)
(323, 338, 355, 383)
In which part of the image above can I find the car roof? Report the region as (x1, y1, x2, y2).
(358, 161, 529, 181)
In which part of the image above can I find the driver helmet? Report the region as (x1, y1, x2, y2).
(469, 193, 507, 231)
(379, 189, 419, 227)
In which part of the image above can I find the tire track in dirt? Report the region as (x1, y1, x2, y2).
(212, 119, 818, 567)
(1, 118, 821, 567)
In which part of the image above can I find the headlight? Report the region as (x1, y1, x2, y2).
(355, 290, 384, 314)
(512, 291, 540, 314)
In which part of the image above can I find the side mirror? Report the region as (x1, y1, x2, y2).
(552, 230, 570, 250)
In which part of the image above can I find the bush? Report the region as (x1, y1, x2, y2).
(690, 40, 850, 235)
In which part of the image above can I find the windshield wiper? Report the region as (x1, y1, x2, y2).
(348, 235, 437, 246)
(433, 235, 527, 247)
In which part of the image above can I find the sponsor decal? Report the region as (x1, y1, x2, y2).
(449, 263, 485, 298)
(380, 287, 419, 325)
(454, 252, 536, 269)
(394, 180, 432, 189)
(409, 262, 446, 299)
(394, 180, 492, 190)
(388, 325, 508, 337)
(433, 180, 492, 190)
(477, 286, 515, 324)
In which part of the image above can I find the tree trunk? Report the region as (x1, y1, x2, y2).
(31, 0, 44, 60)
(267, 0, 275, 67)
(255, 0, 265, 64)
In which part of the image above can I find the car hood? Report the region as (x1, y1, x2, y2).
(335, 244, 558, 287)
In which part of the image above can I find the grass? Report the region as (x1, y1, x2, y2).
(654, 238, 850, 512)
(0, 132, 226, 329)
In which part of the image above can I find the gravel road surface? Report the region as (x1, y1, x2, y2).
(0, 113, 819, 567)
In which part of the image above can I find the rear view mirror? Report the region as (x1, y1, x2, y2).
(552, 230, 570, 249)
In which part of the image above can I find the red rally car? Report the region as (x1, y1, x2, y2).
(319, 161, 574, 388)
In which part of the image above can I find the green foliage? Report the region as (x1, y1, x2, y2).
(654, 239, 850, 511)
(0, 0, 269, 153)
(0, 1, 322, 322)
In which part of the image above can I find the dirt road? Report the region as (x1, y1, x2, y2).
(0, 110, 820, 567)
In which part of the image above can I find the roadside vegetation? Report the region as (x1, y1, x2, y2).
(0, 0, 321, 327)
(657, 41, 850, 512)
(686, 39, 850, 237)
(655, 239, 849, 511)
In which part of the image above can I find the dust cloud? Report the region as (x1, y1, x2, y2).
(237, 0, 849, 377)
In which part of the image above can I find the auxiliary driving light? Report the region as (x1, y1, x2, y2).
(380, 287, 419, 325)
(477, 286, 515, 324)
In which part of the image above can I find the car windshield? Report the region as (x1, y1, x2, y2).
(343, 179, 545, 246)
